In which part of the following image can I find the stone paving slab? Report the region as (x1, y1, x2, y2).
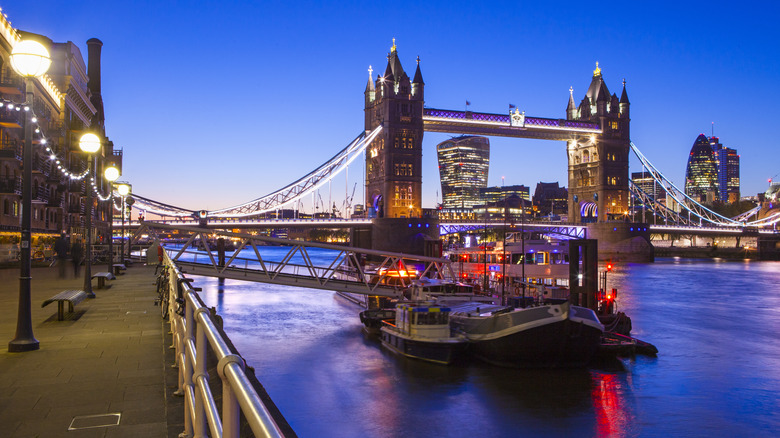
(0, 262, 169, 438)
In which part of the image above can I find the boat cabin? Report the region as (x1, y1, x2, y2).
(392, 303, 452, 339)
(406, 278, 478, 302)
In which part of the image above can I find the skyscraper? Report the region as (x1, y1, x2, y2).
(685, 134, 719, 203)
(709, 136, 740, 203)
(437, 136, 490, 209)
(631, 171, 665, 204)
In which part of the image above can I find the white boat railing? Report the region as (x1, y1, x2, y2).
(162, 251, 288, 437)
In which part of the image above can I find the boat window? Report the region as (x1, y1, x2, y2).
(525, 253, 535, 264)
(535, 252, 548, 265)
(511, 254, 523, 264)
(413, 311, 449, 325)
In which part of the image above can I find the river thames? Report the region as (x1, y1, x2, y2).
(189, 252, 780, 437)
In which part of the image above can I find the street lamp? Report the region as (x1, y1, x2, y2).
(116, 183, 130, 265)
(104, 166, 120, 274)
(125, 195, 135, 261)
(8, 40, 51, 352)
(80, 133, 101, 298)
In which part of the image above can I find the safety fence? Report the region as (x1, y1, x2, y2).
(160, 251, 290, 437)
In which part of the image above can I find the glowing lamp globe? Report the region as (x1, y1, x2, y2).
(79, 133, 101, 153)
(10, 40, 51, 78)
(104, 166, 120, 182)
(117, 184, 130, 196)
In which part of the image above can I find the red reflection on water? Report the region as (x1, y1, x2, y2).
(591, 372, 633, 437)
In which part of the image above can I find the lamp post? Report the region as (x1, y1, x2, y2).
(104, 166, 120, 274)
(125, 195, 134, 261)
(116, 183, 130, 265)
(80, 133, 101, 298)
(8, 40, 51, 352)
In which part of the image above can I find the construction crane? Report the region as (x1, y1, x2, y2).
(341, 183, 357, 219)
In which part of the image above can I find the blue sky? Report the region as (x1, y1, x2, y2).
(5, 1, 779, 212)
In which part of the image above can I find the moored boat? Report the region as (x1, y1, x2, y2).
(448, 300, 603, 368)
(380, 302, 468, 365)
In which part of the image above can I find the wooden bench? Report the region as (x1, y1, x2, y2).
(91, 272, 115, 289)
(113, 263, 127, 275)
(42, 290, 88, 321)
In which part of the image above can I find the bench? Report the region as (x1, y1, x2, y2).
(113, 263, 127, 275)
(42, 290, 88, 321)
(91, 272, 116, 289)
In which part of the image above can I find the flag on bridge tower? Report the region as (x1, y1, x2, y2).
(509, 103, 516, 109)
(466, 100, 471, 106)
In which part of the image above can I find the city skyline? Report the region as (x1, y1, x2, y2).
(4, 1, 778, 213)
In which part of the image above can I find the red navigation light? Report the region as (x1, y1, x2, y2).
(606, 263, 613, 272)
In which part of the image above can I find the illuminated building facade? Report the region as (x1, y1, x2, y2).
(364, 40, 424, 218)
(480, 185, 530, 205)
(0, 11, 120, 253)
(685, 134, 719, 203)
(631, 171, 665, 206)
(437, 135, 490, 209)
(709, 136, 740, 203)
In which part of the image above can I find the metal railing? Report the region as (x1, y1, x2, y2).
(161, 251, 287, 437)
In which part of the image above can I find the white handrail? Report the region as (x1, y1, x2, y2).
(162, 252, 287, 437)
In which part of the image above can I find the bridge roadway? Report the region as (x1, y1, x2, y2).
(118, 217, 778, 241)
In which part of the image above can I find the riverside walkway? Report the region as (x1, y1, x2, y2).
(0, 263, 181, 437)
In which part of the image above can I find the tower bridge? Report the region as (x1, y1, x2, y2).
(122, 41, 779, 260)
(363, 43, 630, 225)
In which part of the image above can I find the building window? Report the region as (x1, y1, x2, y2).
(394, 163, 413, 176)
(611, 121, 619, 130)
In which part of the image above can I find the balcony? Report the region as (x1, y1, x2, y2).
(0, 176, 21, 195)
(33, 185, 49, 204)
(32, 155, 52, 178)
(0, 138, 22, 161)
(0, 107, 23, 129)
(0, 68, 24, 96)
(47, 192, 65, 208)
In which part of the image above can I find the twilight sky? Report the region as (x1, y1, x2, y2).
(4, 1, 779, 213)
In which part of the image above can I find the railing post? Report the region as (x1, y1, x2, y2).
(193, 307, 210, 437)
(182, 293, 196, 438)
(219, 354, 244, 438)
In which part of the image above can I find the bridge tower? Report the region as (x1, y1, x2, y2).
(364, 40, 425, 219)
(566, 63, 631, 223)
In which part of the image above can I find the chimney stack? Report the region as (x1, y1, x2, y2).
(86, 38, 104, 130)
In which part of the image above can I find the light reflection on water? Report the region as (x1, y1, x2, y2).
(188, 248, 780, 437)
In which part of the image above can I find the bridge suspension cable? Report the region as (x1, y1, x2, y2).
(207, 126, 382, 218)
(629, 141, 780, 227)
(129, 193, 195, 218)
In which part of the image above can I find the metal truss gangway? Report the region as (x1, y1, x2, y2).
(132, 222, 455, 298)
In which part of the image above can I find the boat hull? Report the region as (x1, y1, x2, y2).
(451, 303, 603, 368)
(380, 328, 468, 365)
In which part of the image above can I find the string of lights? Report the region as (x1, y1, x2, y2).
(2, 97, 115, 201)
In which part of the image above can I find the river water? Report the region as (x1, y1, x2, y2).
(187, 249, 780, 437)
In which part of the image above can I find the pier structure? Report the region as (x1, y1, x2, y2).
(0, 256, 295, 437)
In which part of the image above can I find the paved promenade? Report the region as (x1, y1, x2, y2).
(0, 262, 176, 437)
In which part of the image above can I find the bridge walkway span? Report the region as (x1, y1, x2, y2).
(134, 221, 455, 299)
